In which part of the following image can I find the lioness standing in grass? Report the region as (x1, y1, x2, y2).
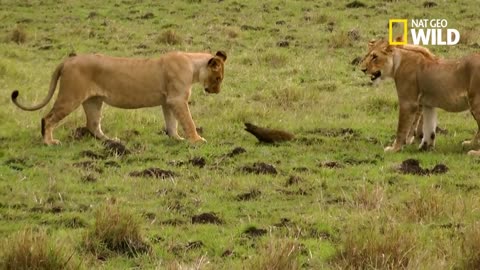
(360, 39, 480, 155)
(11, 51, 227, 145)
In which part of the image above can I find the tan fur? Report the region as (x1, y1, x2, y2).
(360, 39, 480, 155)
(12, 51, 227, 145)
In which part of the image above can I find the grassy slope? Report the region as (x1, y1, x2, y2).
(1, 0, 480, 269)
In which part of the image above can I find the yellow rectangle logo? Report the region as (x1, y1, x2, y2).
(389, 19, 408, 45)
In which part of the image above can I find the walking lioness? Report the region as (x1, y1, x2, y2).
(11, 51, 227, 145)
(360, 38, 480, 155)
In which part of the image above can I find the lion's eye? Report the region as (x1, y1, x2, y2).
(372, 54, 378, 60)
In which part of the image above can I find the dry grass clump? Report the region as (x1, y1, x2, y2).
(166, 256, 210, 270)
(0, 228, 77, 270)
(459, 29, 479, 45)
(8, 25, 27, 44)
(331, 225, 417, 269)
(84, 203, 151, 257)
(329, 31, 353, 48)
(404, 188, 445, 223)
(263, 52, 287, 68)
(250, 238, 300, 270)
(156, 29, 183, 45)
(352, 184, 385, 211)
(459, 222, 480, 269)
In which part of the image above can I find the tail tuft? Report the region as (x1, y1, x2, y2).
(11, 90, 19, 100)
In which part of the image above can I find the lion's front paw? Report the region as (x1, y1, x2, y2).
(467, 150, 480, 156)
(188, 136, 207, 144)
(45, 139, 61, 146)
(171, 134, 185, 141)
(406, 136, 415, 145)
(384, 145, 400, 153)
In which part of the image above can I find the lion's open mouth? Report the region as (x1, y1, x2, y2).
(371, 71, 381, 81)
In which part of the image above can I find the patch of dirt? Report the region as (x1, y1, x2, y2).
(4, 158, 30, 171)
(103, 140, 130, 156)
(326, 21, 335, 32)
(221, 249, 234, 257)
(243, 226, 267, 238)
(241, 25, 264, 31)
(139, 12, 154, 19)
(346, 1, 366, 8)
(343, 157, 378, 165)
(236, 189, 261, 201)
(455, 183, 479, 192)
(430, 164, 449, 174)
(296, 136, 323, 146)
(398, 159, 425, 175)
(104, 161, 121, 168)
(278, 188, 309, 196)
(72, 161, 103, 173)
(189, 156, 206, 168)
(80, 150, 105, 160)
(87, 11, 98, 19)
(351, 56, 362, 66)
(276, 40, 289, 47)
(241, 162, 278, 175)
(285, 175, 302, 186)
(397, 159, 449, 175)
(191, 212, 224, 225)
(305, 127, 360, 137)
(326, 197, 347, 205)
(81, 174, 97, 183)
(319, 161, 344, 169)
(273, 218, 294, 227)
(129, 168, 176, 179)
(348, 28, 361, 41)
(293, 167, 309, 172)
(438, 223, 463, 230)
(423, 1, 438, 8)
(186, 241, 204, 250)
(226, 146, 247, 157)
(71, 127, 92, 140)
(159, 218, 186, 226)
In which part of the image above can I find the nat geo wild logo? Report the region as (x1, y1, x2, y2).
(389, 19, 460, 45)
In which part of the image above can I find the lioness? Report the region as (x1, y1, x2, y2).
(11, 51, 227, 145)
(360, 39, 480, 155)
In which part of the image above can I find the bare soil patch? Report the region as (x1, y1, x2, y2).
(242, 162, 278, 175)
(397, 159, 449, 175)
(129, 168, 176, 179)
(236, 189, 261, 201)
(191, 212, 224, 225)
(243, 226, 267, 238)
(103, 140, 130, 156)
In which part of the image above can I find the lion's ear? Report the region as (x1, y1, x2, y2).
(395, 36, 403, 43)
(215, 51, 227, 61)
(368, 39, 376, 49)
(208, 57, 220, 68)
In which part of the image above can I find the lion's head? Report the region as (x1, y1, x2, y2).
(360, 39, 394, 82)
(203, 51, 227, 94)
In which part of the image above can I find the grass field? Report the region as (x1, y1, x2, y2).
(1, 0, 480, 269)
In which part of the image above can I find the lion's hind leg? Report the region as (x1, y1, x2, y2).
(82, 96, 110, 140)
(42, 93, 85, 145)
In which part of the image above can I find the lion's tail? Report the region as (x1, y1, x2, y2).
(11, 61, 64, 111)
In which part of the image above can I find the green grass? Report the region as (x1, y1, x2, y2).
(1, 0, 480, 269)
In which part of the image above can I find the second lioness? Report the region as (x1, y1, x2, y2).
(360, 39, 480, 155)
(12, 51, 227, 145)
